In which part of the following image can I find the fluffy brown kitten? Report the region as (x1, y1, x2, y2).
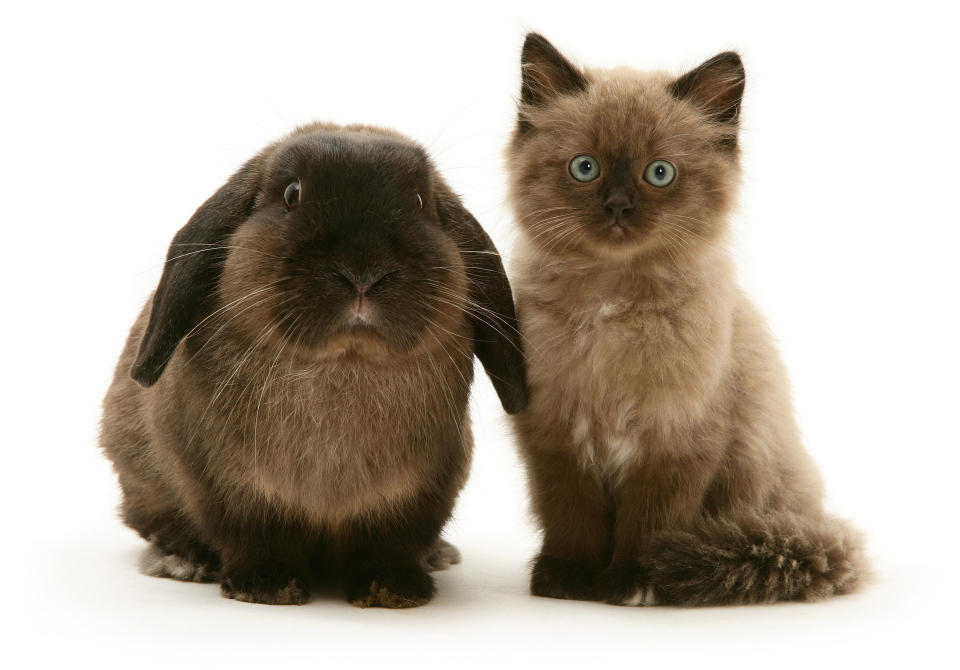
(507, 33, 866, 606)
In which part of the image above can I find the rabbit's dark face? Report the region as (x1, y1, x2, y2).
(133, 123, 523, 411)
(221, 130, 467, 360)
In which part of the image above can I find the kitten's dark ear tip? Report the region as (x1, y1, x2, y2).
(690, 51, 745, 80)
(713, 51, 745, 76)
(518, 32, 586, 113)
(522, 32, 551, 53)
(671, 51, 746, 128)
(715, 51, 744, 65)
(521, 33, 567, 66)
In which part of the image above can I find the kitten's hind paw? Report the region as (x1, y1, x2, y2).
(596, 561, 657, 606)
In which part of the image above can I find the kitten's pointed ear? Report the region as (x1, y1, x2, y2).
(519, 33, 587, 130)
(434, 186, 527, 414)
(670, 51, 745, 125)
(130, 156, 264, 387)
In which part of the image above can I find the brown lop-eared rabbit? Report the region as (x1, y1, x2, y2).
(100, 123, 526, 608)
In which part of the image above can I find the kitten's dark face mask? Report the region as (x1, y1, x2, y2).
(558, 152, 682, 247)
(510, 34, 746, 261)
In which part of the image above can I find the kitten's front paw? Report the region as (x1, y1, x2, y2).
(596, 561, 657, 606)
(530, 555, 599, 601)
(221, 562, 309, 605)
(347, 563, 435, 608)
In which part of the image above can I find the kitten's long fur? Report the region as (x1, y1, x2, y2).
(508, 34, 866, 606)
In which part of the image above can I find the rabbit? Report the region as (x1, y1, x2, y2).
(99, 122, 526, 607)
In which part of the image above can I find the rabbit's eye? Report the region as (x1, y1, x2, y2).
(283, 180, 301, 208)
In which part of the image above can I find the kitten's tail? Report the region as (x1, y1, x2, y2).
(642, 511, 867, 606)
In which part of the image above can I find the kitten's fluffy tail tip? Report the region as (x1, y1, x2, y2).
(643, 512, 868, 606)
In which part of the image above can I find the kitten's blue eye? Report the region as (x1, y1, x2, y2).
(643, 160, 676, 187)
(569, 155, 600, 182)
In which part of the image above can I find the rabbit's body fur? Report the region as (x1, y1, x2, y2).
(100, 123, 525, 607)
(103, 297, 472, 532)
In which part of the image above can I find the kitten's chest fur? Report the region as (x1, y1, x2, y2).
(515, 249, 734, 475)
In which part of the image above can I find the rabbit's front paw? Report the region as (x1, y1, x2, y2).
(347, 563, 435, 608)
(221, 562, 309, 605)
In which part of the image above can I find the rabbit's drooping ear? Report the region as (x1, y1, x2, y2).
(130, 157, 264, 387)
(435, 187, 528, 414)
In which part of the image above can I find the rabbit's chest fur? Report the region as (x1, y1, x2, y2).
(515, 250, 734, 473)
(166, 341, 473, 528)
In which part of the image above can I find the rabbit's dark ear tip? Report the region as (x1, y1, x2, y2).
(129, 361, 161, 388)
(500, 386, 529, 415)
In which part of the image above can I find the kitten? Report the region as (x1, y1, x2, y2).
(507, 33, 866, 605)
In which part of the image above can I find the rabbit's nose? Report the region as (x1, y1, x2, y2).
(353, 276, 378, 295)
(334, 268, 387, 295)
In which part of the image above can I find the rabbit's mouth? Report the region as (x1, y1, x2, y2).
(346, 295, 375, 325)
(341, 317, 380, 336)
(324, 326, 392, 362)
(345, 313, 373, 327)
(338, 291, 382, 334)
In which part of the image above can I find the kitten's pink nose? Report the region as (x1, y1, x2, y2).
(604, 193, 634, 219)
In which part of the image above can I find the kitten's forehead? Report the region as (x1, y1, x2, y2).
(543, 68, 706, 158)
(587, 67, 675, 97)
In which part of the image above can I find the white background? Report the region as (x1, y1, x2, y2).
(2, 1, 958, 667)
